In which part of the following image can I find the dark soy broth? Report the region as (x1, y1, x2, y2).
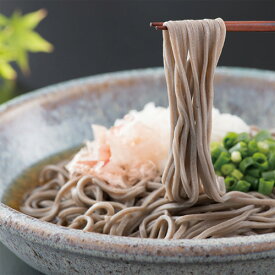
(3, 147, 79, 210)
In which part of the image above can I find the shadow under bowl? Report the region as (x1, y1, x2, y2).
(1, 67, 275, 275)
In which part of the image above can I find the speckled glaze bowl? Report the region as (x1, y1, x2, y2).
(1, 67, 275, 275)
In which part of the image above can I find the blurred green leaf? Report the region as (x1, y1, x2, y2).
(0, 46, 15, 62)
(24, 31, 53, 52)
(22, 9, 47, 29)
(0, 9, 53, 81)
(0, 79, 15, 103)
(17, 49, 29, 73)
(0, 61, 16, 80)
(0, 14, 8, 26)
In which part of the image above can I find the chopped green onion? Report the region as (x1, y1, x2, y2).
(257, 141, 269, 154)
(223, 132, 238, 150)
(214, 151, 230, 171)
(210, 142, 221, 151)
(267, 138, 275, 144)
(269, 152, 275, 170)
(258, 161, 269, 171)
(211, 146, 226, 164)
(229, 141, 248, 157)
(236, 132, 250, 143)
(262, 170, 275, 181)
(210, 130, 275, 194)
(215, 171, 222, 176)
(258, 178, 274, 195)
(266, 139, 275, 151)
(231, 151, 242, 163)
(221, 163, 236, 176)
(248, 140, 258, 155)
(246, 168, 261, 178)
(233, 180, 251, 192)
(254, 130, 271, 142)
(252, 152, 268, 171)
(239, 157, 255, 173)
(252, 152, 267, 165)
(243, 175, 259, 190)
(230, 169, 243, 180)
(224, 177, 237, 191)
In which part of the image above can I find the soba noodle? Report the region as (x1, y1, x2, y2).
(162, 18, 226, 203)
(20, 19, 275, 239)
(21, 163, 275, 238)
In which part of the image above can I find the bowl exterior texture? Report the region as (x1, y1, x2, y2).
(1, 67, 275, 275)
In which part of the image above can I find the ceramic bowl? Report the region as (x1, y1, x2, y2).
(1, 67, 275, 275)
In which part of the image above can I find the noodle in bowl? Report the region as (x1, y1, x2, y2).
(1, 68, 275, 274)
(19, 19, 275, 241)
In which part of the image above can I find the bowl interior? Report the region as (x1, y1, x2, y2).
(1, 67, 275, 268)
(1, 66, 275, 201)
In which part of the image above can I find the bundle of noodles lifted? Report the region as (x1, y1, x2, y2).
(21, 19, 275, 239)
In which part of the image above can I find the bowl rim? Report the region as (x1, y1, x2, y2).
(1, 66, 275, 263)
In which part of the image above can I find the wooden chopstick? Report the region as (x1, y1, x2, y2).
(150, 21, 275, 32)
